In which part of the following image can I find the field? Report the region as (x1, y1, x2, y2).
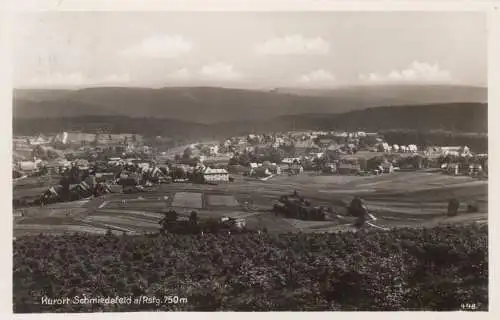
(13, 170, 488, 238)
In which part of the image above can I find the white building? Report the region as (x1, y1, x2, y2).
(203, 168, 229, 183)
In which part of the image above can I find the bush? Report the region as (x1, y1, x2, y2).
(13, 224, 488, 312)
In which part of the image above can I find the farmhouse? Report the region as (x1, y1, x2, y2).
(17, 160, 41, 173)
(440, 146, 463, 155)
(468, 164, 483, 176)
(203, 168, 229, 184)
(380, 162, 394, 174)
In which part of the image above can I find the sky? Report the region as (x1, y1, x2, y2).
(12, 12, 487, 89)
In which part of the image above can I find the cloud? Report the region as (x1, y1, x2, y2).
(297, 69, 336, 84)
(199, 63, 241, 80)
(167, 68, 191, 80)
(119, 35, 192, 58)
(359, 61, 452, 83)
(25, 73, 131, 87)
(26, 72, 86, 87)
(96, 74, 131, 84)
(255, 35, 330, 56)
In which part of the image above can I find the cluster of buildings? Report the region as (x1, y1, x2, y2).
(13, 129, 489, 207)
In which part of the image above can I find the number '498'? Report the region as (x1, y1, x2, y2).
(460, 303, 477, 310)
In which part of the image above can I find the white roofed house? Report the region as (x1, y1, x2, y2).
(18, 160, 39, 173)
(203, 167, 229, 184)
(440, 146, 462, 156)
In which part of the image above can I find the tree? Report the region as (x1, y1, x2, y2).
(183, 147, 193, 160)
(190, 211, 198, 224)
(367, 156, 385, 171)
(174, 154, 182, 163)
(359, 136, 378, 148)
(358, 157, 367, 171)
(228, 157, 239, 166)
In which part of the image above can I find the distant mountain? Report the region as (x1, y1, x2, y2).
(13, 102, 487, 138)
(274, 84, 487, 105)
(273, 102, 488, 133)
(13, 85, 487, 124)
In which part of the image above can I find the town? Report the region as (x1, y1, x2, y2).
(13, 130, 488, 207)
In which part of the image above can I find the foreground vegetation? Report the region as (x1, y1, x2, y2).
(13, 224, 488, 312)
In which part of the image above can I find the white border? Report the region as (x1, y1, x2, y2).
(1, 1, 498, 319)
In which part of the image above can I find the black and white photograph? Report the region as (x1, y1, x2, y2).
(8, 5, 492, 313)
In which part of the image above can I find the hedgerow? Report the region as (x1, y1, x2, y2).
(13, 224, 488, 312)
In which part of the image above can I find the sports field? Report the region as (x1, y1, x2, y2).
(12, 171, 488, 237)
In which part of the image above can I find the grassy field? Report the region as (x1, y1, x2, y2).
(12, 171, 488, 237)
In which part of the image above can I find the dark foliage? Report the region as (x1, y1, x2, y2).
(13, 224, 488, 312)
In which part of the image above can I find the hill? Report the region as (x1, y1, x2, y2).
(274, 84, 486, 105)
(13, 102, 487, 136)
(13, 85, 487, 124)
(274, 103, 487, 133)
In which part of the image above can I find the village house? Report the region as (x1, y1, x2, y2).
(17, 160, 42, 173)
(295, 140, 321, 155)
(440, 146, 464, 156)
(203, 168, 229, 184)
(318, 138, 336, 148)
(468, 164, 483, 176)
(380, 162, 394, 174)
